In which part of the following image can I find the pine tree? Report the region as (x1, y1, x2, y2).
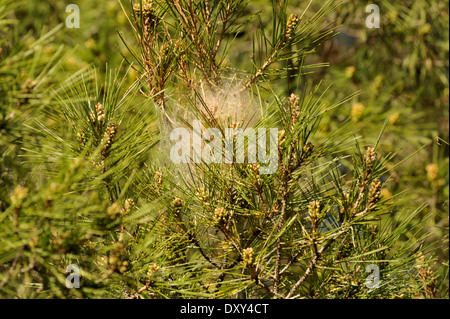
(0, 0, 447, 299)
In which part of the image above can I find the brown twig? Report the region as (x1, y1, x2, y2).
(285, 227, 347, 299)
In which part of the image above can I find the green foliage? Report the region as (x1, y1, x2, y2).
(0, 0, 448, 299)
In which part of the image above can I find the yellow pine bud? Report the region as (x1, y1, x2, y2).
(243, 247, 255, 266)
(171, 197, 183, 214)
(101, 123, 117, 157)
(285, 14, 299, 41)
(344, 66, 355, 78)
(364, 147, 376, 174)
(302, 142, 314, 158)
(214, 207, 227, 225)
(389, 112, 400, 125)
(107, 202, 121, 219)
(10, 186, 28, 207)
(155, 171, 163, 188)
(351, 103, 364, 122)
(307, 200, 321, 219)
(426, 163, 439, 181)
(121, 198, 135, 215)
(369, 180, 382, 203)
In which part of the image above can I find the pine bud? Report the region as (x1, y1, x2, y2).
(109, 242, 128, 273)
(289, 93, 300, 108)
(307, 200, 321, 219)
(351, 103, 364, 122)
(285, 14, 299, 42)
(243, 247, 255, 266)
(77, 130, 88, 149)
(426, 163, 439, 182)
(147, 263, 159, 278)
(161, 42, 170, 58)
(96, 102, 105, 122)
(171, 197, 183, 214)
(22, 78, 36, 93)
(102, 123, 117, 158)
(389, 112, 400, 125)
(214, 207, 228, 225)
(364, 147, 376, 174)
(307, 201, 322, 233)
(89, 102, 106, 127)
(134, 0, 158, 26)
(154, 171, 163, 193)
(10, 186, 28, 207)
(344, 66, 356, 78)
(196, 187, 210, 208)
(107, 202, 121, 220)
(289, 93, 301, 128)
(369, 180, 382, 204)
(302, 142, 314, 158)
(121, 198, 135, 215)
